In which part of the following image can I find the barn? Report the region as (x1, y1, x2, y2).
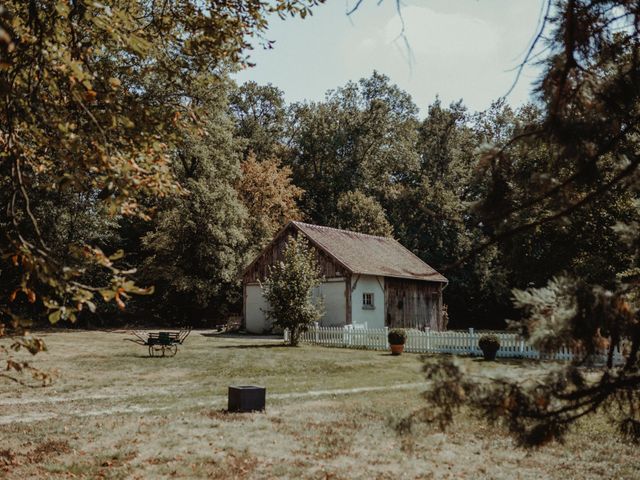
(242, 221, 448, 333)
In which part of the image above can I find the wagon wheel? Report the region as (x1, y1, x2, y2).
(165, 344, 178, 357)
(149, 344, 164, 357)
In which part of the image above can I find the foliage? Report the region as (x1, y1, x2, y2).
(236, 153, 303, 255)
(261, 236, 322, 346)
(230, 81, 288, 160)
(387, 328, 407, 345)
(285, 71, 420, 226)
(478, 334, 500, 357)
(408, 349, 640, 447)
(390, 98, 508, 327)
(472, 101, 639, 293)
(398, 0, 640, 446)
(0, 0, 324, 380)
(335, 190, 393, 237)
(139, 76, 247, 324)
(0, 334, 52, 387)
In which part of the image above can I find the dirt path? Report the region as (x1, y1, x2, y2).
(0, 382, 425, 425)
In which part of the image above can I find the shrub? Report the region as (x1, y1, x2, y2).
(262, 236, 323, 346)
(478, 334, 500, 359)
(388, 328, 407, 345)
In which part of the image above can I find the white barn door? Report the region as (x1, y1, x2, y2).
(245, 284, 269, 333)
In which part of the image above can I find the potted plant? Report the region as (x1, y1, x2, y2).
(478, 334, 500, 361)
(388, 328, 407, 355)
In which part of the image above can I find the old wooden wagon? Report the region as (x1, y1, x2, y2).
(128, 328, 191, 357)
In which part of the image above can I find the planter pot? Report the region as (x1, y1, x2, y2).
(390, 344, 405, 355)
(481, 348, 498, 361)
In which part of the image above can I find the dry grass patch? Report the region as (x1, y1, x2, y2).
(0, 448, 19, 469)
(0, 330, 638, 479)
(204, 409, 252, 422)
(189, 449, 259, 479)
(294, 419, 358, 460)
(28, 439, 71, 464)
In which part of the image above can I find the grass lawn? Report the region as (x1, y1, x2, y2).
(0, 330, 638, 479)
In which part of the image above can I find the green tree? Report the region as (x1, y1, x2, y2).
(471, 100, 639, 292)
(286, 71, 420, 225)
(230, 81, 288, 160)
(389, 98, 507, 328)
(335, 190, 393, 237)
(140, 77, 247, 324)
(261, 236, 322, 346)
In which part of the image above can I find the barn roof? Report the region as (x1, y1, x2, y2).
(291, 222, 447, 283)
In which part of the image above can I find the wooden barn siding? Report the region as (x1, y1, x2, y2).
(243, 228, 347, 284)
(384, 278, 445, 331)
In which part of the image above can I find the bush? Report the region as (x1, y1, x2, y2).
(478, 334, 500, 359)
(388, 328, 407, 345)
(262, 236, 323, 346)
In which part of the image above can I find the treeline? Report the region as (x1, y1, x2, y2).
(18, 72, 639, 329)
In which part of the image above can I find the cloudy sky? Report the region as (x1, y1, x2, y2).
(234, 0, 545, 116)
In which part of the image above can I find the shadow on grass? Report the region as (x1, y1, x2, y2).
(122, 354, 183, 359)
(215, 344, 287, 349)
(468, 356, 542, 365)
(200, 332, 283, 340)
(204, 409, 262, 420)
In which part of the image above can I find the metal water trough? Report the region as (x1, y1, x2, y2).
(228, 385, 266, 412)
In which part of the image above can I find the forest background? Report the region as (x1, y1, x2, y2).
(9, 69, 636, 330)
(1, 1, 638, 334)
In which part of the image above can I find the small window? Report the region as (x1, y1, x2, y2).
(362, 293, 375, 310)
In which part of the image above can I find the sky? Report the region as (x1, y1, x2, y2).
(234, 0, 545, 116)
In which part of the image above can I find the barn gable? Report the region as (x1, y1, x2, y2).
(242, 223, 348, 284)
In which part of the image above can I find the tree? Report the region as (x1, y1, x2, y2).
(285, 71, 420, 225)
(0, 0, 323, 381)
(399, 99, 507, 327)
(469, 100, 638, 293)
(261, 236, 322, 346)
(140, 77, 247, 324)
(402, 0, 640, 445)
(230, 82, 288, 160)
(236, 153, 303, 256)
(335, 190, 393, 237)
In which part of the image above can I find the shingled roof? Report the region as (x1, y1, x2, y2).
(292, 222, 447, 283)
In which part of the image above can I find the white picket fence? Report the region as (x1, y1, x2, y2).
(285, 324, 625, 364)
